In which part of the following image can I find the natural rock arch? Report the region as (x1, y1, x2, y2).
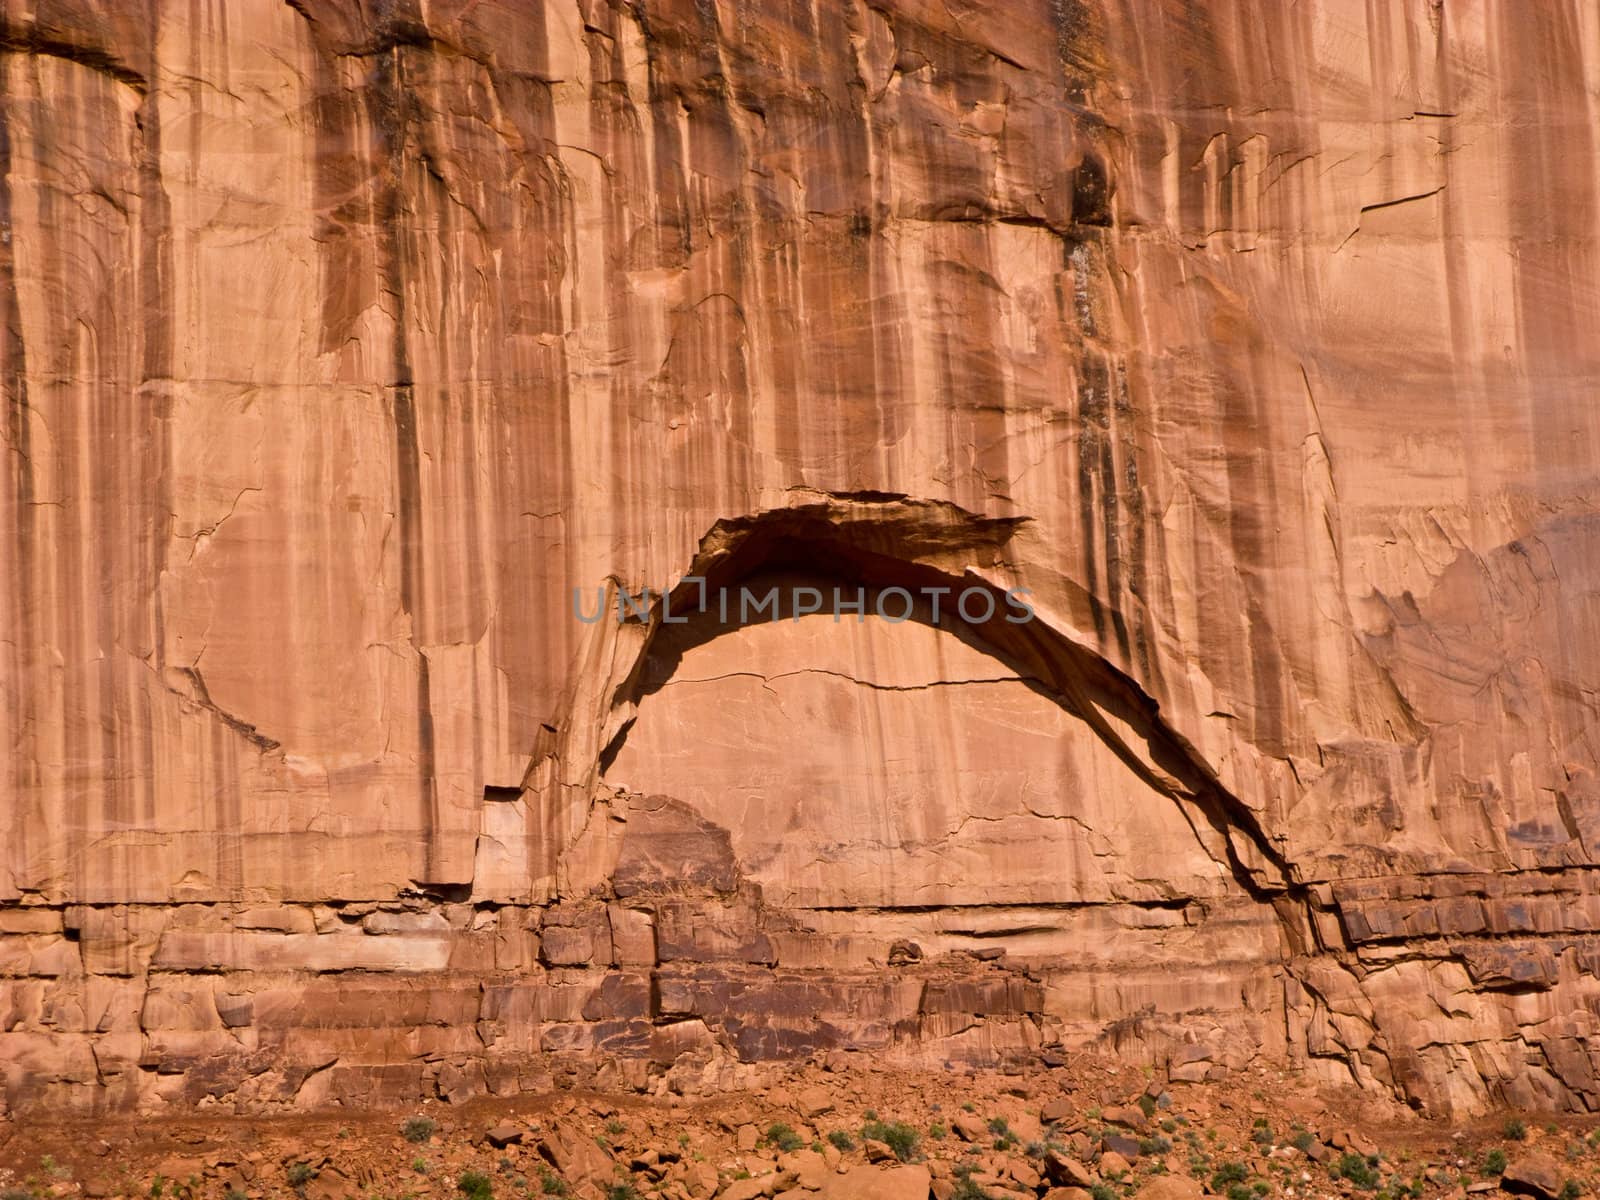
(520, 494, 1302, 1072)
(536, 493, 1290, 900)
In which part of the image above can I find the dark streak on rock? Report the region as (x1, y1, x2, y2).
(373, 40, 440, 881)
(0, 49, 37, 869)
(0, 25, 147, 93)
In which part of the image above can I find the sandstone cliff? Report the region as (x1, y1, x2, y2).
(2, 0, 1598, 1116)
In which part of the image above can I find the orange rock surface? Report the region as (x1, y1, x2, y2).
(1, 0, 1597, 1116)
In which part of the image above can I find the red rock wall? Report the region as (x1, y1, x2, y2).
(1, 0, 1598, 1116)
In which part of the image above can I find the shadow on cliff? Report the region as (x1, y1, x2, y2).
(589, 494, 1293, 901)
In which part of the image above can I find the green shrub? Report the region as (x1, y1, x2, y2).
(861, 1119, 920, 1162)
(1336, 1153, 1381, 1191)
(1560, 1182, 1581, 1200)
(1292, 1130, 1315, 1153)
(1211, 1163, 1249, 1192)
(1485, 1150, 1508, 1176)
(765, 1123, 804, 1153)
(1227, 1185, 1252, 1200)
(604, 1185, 640, 1200)
(458, 1171, 494, 1200)
(1140, 1137, 1173, 1156)
(412, 1159, 428, 1174)
(827, 1130, 855, 1152)
(224, 1191, 247, 1200)
(929, 1122, 948, 1141)
(1091, 1184, 1120, 1200)
(403, 1117, 438, 1144)
(1504, 1119, 1528, 1142)
(536, 1166, 567, 1196)
(286, 1164, 316, 1189)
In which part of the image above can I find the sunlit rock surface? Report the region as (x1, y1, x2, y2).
(1, 0, 1598, 1115)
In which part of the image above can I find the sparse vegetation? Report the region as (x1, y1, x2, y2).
(1336, 1152, 1381, 1191)
(286, 1163, 315, 1189)
(861, 1118, 920, 1162)
(22, 1061, 1600, 1200)
(1212, 1162, 1250, 1192)
(953, 1164, 991, 1200)
(764, 1123, 804, 1153)
(403, 1117, 438, 1144)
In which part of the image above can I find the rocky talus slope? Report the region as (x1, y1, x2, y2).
(3, 0, 1600, 1116)
(3, 1060, 1599, 1200)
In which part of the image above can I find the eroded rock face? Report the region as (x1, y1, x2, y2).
(1, 0, 1598, 1116)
